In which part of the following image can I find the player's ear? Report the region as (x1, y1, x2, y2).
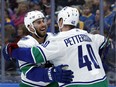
(28, 25, 35, 32)
(59, 18, 63, 28)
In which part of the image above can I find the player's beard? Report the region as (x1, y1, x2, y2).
(35, 28, 47, 38)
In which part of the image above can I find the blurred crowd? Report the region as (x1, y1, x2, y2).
(0, 0, 116, 85)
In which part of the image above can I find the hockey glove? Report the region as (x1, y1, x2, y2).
(46, 64, 74, 83)
(26, 64, 74, 83)
(2, 43, 19, 61)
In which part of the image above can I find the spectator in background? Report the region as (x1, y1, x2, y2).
(80, 3, 95, 32)
(4, 24, 17, 71)
(56, 0, 68, 7)
(40, 0, 50, 10)
(4, 9, 15, 27)
(29, 0, 42, 11)
(14, 24, 30, 43)
(41, 0, 50, 5)
(91, 0, 100, 14)
(11, 2, 28, 28)
(4, 1, 14, 17)
(43, 4, 51, 16)
(43, 4, 51, 32)
(56, 0, 85, 7)
(67, 0, 85, 6)
(90, 9, 100, 33)
(90, 0, 116, 36)
(32, 3, 41, 11)
(76, 7, 85, 30)
(4, 24, 16, 44)
(8, 0, 18, 12)
(103, 0, 115, 36)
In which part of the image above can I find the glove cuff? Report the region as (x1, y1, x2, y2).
(48, 67, 53, 81)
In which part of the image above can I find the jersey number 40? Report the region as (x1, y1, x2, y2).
(78, 44, 100, 71)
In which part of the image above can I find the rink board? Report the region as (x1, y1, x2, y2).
(0, 83, 115, 87)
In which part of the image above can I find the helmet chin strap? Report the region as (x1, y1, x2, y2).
(31, 24, 41, 38)
(34, 30, 41, 38)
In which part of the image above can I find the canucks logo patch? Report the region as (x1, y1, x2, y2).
(41, 41, 50, 47)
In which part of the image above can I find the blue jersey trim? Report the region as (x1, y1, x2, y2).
(20, 63, 32, 69)
(20, 63, 29, 67)
(21, 79, 45, 87)
(61, 75, 107, 87)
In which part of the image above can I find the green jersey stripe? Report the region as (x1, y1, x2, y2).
(20, 64, 34, 75)
(32, 47, 45, 64)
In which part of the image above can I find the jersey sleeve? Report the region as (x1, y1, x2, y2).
(23, 65, 51, 82)
(12, 48, 35, 63)
(31, 40, 61, 64)
(12, 40, 61, 64)
(92, 34, 107, 49)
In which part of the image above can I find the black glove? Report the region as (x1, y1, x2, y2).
(2, 43, 19, 61)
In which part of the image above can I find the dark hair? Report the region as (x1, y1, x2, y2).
(17, 24, 30, 35)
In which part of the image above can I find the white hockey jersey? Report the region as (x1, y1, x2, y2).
(31, 28, 108, 87)
(17, 33, 53, 86)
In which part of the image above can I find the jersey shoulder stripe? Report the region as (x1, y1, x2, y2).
(31, 46, 47, 64)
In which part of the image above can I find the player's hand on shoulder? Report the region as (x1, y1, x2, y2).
(2, 43, 19, 61)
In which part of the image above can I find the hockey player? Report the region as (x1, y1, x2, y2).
(3, 10, 74, 87)
(3, 7, 108, 87)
